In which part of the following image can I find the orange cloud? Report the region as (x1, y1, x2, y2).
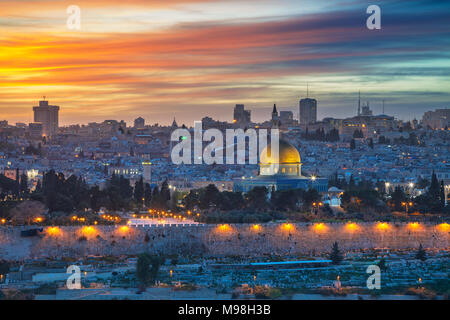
(1, 3, 448, 124)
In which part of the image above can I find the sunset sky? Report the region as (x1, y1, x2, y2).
(1, 0, 449, 126)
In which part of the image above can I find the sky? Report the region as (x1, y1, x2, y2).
(0, 0, 449, 126)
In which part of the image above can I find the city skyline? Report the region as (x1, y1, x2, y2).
(1, 95, 448, 128)
(1, 0, 450, 125)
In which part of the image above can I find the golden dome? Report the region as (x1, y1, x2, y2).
(260, 139, 301, 164)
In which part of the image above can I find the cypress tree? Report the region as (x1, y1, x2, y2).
(329, 242, 343, 265)
(134, 176, 144, 204)
(416, 244, 427, 261)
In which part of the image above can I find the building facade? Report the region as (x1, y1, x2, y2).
(422, 109, 449, 129)
(33, 99, 59, 137)
(299, 98, 317, 125)
(233, 104, 251, 125)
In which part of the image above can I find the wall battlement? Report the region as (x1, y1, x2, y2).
(0, 222, 448, 260)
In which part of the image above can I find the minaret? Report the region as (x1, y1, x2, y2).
(272, 103, 278, 119)
(271, 103, 279, 128)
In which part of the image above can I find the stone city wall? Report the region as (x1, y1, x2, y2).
(0, 222, 448, 260)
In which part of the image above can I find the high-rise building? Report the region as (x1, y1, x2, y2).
(299, 98, 317, 125)
(33, 98, 59, 137)
(422, 109, 450, 129)
(134, 117, 145, 129)
(29, 123, 43, 139)
(233, 104, 251, 125)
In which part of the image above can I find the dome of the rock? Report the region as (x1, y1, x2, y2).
(260, 139, 301, 165)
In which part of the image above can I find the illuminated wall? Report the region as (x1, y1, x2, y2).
(0, 222, 448, 260)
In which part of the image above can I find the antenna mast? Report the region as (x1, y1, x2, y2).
(357, 91, 361, 116)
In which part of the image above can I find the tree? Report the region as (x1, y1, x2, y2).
(136, 253, 165, 287)
(377, 257, 387, 271)
(150, 186, 160, 208)
(19, 173, 29, 195)
(89, 186, 103, 212)
(0, 259, 10, 275)
(417, 176, 429, 189)
(419, 171, 444, 213)
(144, 183, 152, 207)
(416, 244, 427, 261)
(9, 200, 46, 225)
(329, 242, 343, 265)
(350, 139, 356, 150)
(183, 189, 200, 210)
(440, 181, 446, 209)
(199, 184, 220, 209)
(353, 129, 363, 138)
(270, 189, 299, 211)
(301, 188, 321, 209)
(390, 186, 406, 211)
(429, 171, 440, 199)
(134, 176, 144, 205)
(245, 187, 269, 211)
(159, 180, 171, 208)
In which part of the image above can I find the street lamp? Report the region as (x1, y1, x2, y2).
(402, 201, 413, 215)
(312, 202, 323, 214)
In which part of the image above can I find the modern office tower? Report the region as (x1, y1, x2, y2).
(33, 98, 59, 137)
(142, 161, 152, 182)
(134, 117, 145, 129)
(29, 122, 43, 139)
(233, 104, 251, 124)
(299, 98, 317, 125)
(422, 108, 450, 129)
